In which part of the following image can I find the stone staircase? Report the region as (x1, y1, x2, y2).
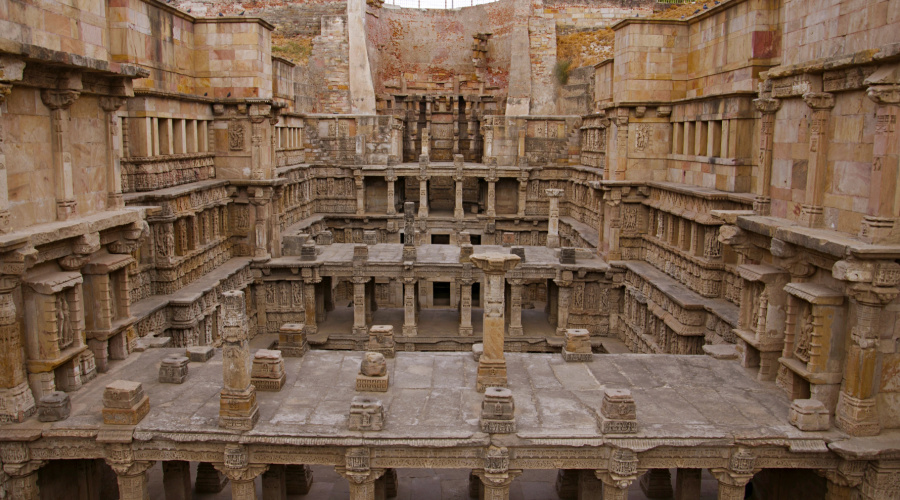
(560, 66, 595, 115)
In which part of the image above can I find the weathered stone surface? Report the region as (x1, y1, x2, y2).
(186, 346, 215, 362)
(159, 355, 190, 384)
(789, 399, 830, 431)
(349, 395, 384, 431)
(37, 391, 70, 422)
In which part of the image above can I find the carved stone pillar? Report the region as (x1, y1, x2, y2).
(710, 449, 757, 500)
(799, 92, 834, 228)
(402, 277, 417, 336)
(0, 83, 12, 232)
(385, 172, 396, 215)
(861, 84, 900, 243)
(596, 448, 640, 500)
(517, 174, 528, 217)
(454, 177, 465, 220)
(418, 174, 429, 219)
(108, 460, 155, 500)
(612, 112, 628, 181)
(218, 291, 259, 430)
(555, 276, 573, 336)
(163, 461, 192, 500)
(42, 85, 81, 221)
(486, 174, 497, 217)
(250, 192, 271, 260)
(674, 468, 702, 500)
(470, 253, 521, 392)
(304, 279, 319, 335)
(100, 96, 127, 210)
(507, 276, 523, 336)
(836, 284, 899, 436)
(336, 449, 385, 500)
(352, 276, 370, 337)
(355, 171, 365, 216)
(860, 461, 900, 500)
(2, 459, 45, 500)
(752, 97, 781, 215)
(458, 267, 474, 337)
(0, 270, 36, 422)
(820, 461, 865, 500)
(546, 188, 564, 248)
(474, 470, 522, 500)
(214, 462, 268, 500)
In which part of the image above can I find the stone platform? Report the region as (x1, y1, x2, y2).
(22, 348, 831, 445)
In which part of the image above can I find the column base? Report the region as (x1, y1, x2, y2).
(508, 326, 523, 336)
(0, 382, 36, 423)
(402, 325, 417, 336)
(547, 235, 560, 248)
(799, 204, 825, 228)
(107, 193, 125, 210)
(476, 359, 508, 392)
(459, 325, 473, 337)
(56, 200, 77, 221)
(859, 216, 900, 244)
(753, 196, 771, 216)
(353, 326, 368, 337)
(219, 387, 260, 431)
(835, 392, 881, 437)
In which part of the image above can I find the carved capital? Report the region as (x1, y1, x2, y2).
(802, 92, 835, 110)
(848, 284, 899, 307)
(213, 463, 269, 483)
(867, 84, 900, 106)
(106, 460, 155, 478)
(3, 460, 46, 478)
(99, 96, 127, 112)
(41, 89, 80, 111)
(754, 97, 782, 114)
(335, 467, 385, 485)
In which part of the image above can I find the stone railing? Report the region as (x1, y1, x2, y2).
(121, 153, 215, 193)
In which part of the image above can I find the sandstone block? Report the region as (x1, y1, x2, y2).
(473, 343, 484, 362)
(186, 346, 215, 362)
(251, 349, 286, 391)
(366, 325, 395, 358)
(37, 391, 70, 422)
(598, 388, 637, 434)
(102, 380, 150, 425)
(159, 355, 190, 384)
(349, 396, 384, 431)
(480, 387, 516, 433)
(789, 399, 830, 431)
(279, 323, 309, 357)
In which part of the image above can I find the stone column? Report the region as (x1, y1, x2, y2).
(0, 271, 36, 422)
(475, 470, 522, 500)
(402, 277, 417, 336)
(303, 279, 319, 335)
(821, 462, 866, 500)
(385, 171, 396, 215)
(2, 459, 45, 500)
(507, 277, 524, 336)
(486, 173, 497, 217)
(555, 276, 572, 336)
(355, 171, 365, 216)
(595, 449, 640, 500)
(674, 468, 702, 500)
(163, 461, 192, 500)
(470, 253, 521, 392)
(517, 174, 528, 217)
(710, 473, 750, 500)
(336, 464, 385, 500)
(109, 460, 155, 500)
(262, 464, 287, 500)
(42, 85, 81, 221)
(596, 473, 635, 500)
(752, 97, 781, 215)
(250, 192, 271, 260)
(418, 172, 429, 219)
(285, 465, 314, 495)
(458, 268, 474, 337)
(836, 284, 899, 436)
(861, 84, 900, 243)
(612, 112, 628, 181)
(799, 92, 834, 228)
(218, 290, 259, 430)
(546, 188, 564, 248)
(100, 96, 127, 210)
(352, 276, 370, 337)
(454, 176, 465, 220)
(0, 83, 13, 232)
(215, 464, 268, 500)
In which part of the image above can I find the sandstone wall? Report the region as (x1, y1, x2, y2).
(780, 0, 899, 68)
(3, 87, 55, 229)
(0, 0, 110, 63)
(365, 0, 518, 96)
